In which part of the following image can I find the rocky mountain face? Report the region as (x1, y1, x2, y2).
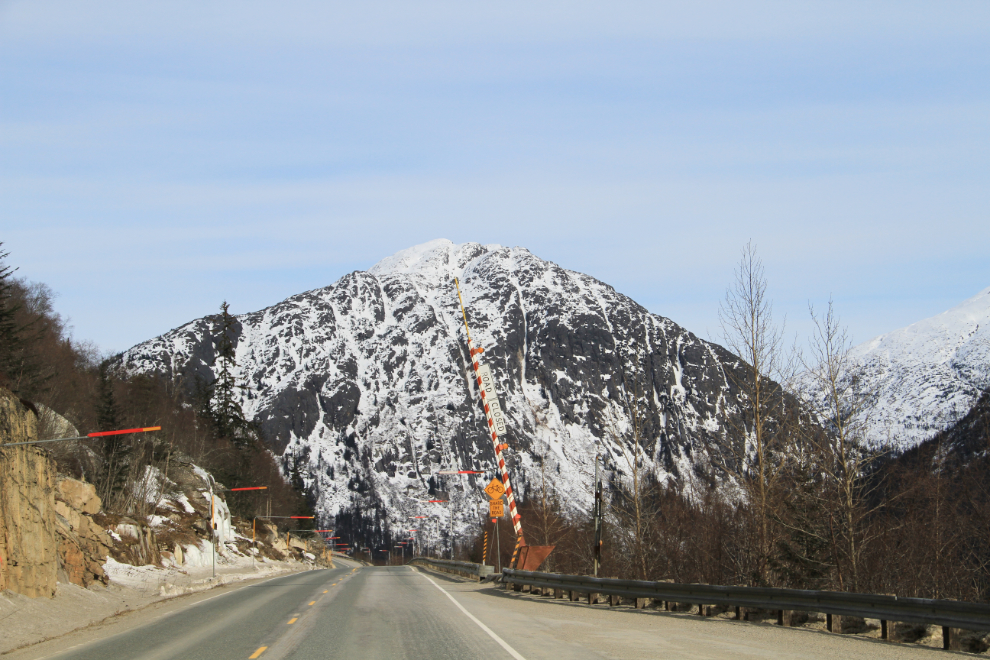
(117, 240, 754, 548)
(843, 286, 990, 449)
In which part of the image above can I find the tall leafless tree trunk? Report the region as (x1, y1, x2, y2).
(601, 371, 655, 580)
(801, 298, 883, 591)
(715, 241, 793, 585)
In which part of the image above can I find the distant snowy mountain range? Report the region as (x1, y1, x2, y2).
(844, 286, 990, 449)
(116, 239, 989, 545)
(117, 240, 752, 545)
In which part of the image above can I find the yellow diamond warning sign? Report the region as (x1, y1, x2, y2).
(489, 499, 505, 518)
(484, 478, 505, 500)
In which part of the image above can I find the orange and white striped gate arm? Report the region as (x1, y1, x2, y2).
(454, 278, 524, 549)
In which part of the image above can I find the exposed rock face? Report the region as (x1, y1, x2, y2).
(118, 240, 752, 547)
(54, 478, 112, 587)
(0, 388, 58, 598)
(108, 519, 161, 567)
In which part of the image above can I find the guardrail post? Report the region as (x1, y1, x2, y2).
(500, 569, 990, 639)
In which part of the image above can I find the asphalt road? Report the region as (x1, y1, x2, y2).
(16, 562, 952, 660)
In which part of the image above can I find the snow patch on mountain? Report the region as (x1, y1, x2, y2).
(848, 286, 990, 448)
(117, 240, 750, 548)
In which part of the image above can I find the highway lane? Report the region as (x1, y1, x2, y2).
(20, 562, 949, 660)
(42, 565, 359, 660)
(35, 562, 518, 660)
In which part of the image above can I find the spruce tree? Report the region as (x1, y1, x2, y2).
(0, 244, 40, 396)
(211, 301, 250, 445)
(96, 359, 129, 509)
(0, 244, 18, 384)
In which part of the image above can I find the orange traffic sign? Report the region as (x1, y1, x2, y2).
(489, 499, 505, 518)
(484, 478, 505, 500)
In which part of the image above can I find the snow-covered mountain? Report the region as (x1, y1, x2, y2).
(117, 240, 752, 548)
(847, 286, 990, 449)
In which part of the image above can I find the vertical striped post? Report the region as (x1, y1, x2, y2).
(455, 279, 525, 557)
(509, 535, 523, 570)
(482, 530, 489, 565)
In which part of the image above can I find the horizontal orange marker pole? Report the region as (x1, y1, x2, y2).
(3, 425, 163, 448)
(230, 486, 268, 491)
(88, 426, 161, 438)
(290, 516, 315, 519)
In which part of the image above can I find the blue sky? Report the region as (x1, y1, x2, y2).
(1, 1, 988, 355)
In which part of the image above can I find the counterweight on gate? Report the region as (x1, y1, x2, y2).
(454, 278, 524, 546)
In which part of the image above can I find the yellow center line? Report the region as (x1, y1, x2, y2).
(249, 647, 267, 659)
(287, 617, 298, 625)
(308, 600, 316, 606)
(323, 590, 328, 593)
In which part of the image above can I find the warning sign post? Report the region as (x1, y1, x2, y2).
(484, 478, 506, 500)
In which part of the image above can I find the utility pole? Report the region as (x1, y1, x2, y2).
(593, 453, 603, 578)
(209, 476, 217, 579)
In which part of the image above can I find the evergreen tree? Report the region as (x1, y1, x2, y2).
(96, 359, 130, 508)
(96, 359, 120, 431)
(211, 301, 250, 445)
(0, 244, 45, 397)
(0, 244, 18, 386)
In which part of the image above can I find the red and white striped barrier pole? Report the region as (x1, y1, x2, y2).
(454, 278, 524, 552)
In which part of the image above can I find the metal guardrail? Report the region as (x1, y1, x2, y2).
(410, 557, 494, 581)
(503, 569, 990, 632)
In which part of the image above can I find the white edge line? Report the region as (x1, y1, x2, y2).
(413, 568, 528, 660)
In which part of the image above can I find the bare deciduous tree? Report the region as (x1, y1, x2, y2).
(713, 241, 795, 585)
(601, 370, 657, 580)
(801, 298, 884, 591)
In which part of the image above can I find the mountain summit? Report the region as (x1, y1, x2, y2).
(849, 286, 990, 448)
(118, 240, 751, 545)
